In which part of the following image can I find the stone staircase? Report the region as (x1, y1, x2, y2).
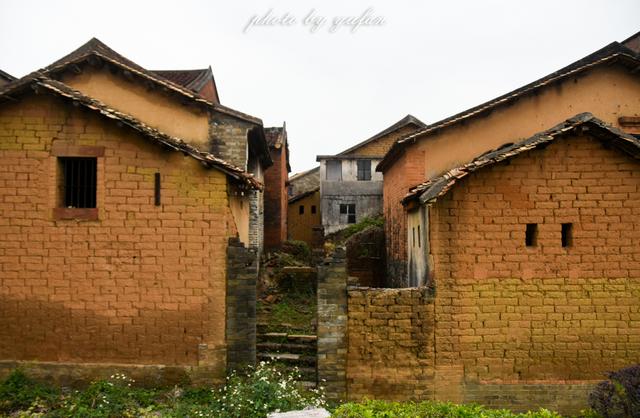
(257, 323, 317, 388)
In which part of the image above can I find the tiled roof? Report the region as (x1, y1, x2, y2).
(153, 68, 212, 91)
(402, 113, 640, 205)
(153, 67, 220, 103)
(317, 115, 425, 161)
(288, 166, 319, 200)
(264, 127, 285, 147)
(377, 41, 640, 172)
(38, 38, 260, 125)
(0, 75, 262, 190)
(0, 69, 15, 83)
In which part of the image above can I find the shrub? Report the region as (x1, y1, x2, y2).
(0, 369, 58, 414)
(211, 360, 326, 417)
(281, 240, 312, 264)
(332, 399, 562, 418)
(589, 364, 640, 418)
(341, 217, 384, 241)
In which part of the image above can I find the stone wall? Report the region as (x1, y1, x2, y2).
(225, 238, 258, 371)
(208, 113, 251, 170)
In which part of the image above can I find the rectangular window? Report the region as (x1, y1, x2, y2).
(412, 227, 416, 247)
(154, 172, 161, 206)
(417, 225, 421, 248)
(525, 223, 538, 247)
(311, 205, 316, 214)
(340, 203, 356, 224)
(357, 159, 371, 181)
(326, 160, 342, 181)
(561, 223, 572, 247)
(60, 157, 97, 208)
(299, 205, 304, 215)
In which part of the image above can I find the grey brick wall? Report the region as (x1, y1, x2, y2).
(225, 238, 258, 371)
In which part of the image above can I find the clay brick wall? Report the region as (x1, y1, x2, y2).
(337, 134, 640, 414)
(428, 133, 640, 411)
(347, 287, 435, 400)
(264, 146, 287, 249)
(382, 147, 425, 285)
(0, 94, 235, 374)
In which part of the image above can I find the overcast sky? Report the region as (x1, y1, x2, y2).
(1, 0, 638, 173)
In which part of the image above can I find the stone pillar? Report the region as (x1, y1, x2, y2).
(317, 247, 348, 402)
(225, 238, 258, 372)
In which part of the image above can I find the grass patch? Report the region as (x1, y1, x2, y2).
(333, 399, 573, 418)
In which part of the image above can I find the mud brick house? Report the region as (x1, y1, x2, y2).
(0, 70, 15, 87)
(377, 32, 640, 285)
(287, 166, 320, 245)
(263, 124, 291, 249)
(0, 38, 273, 384)
(317, 115, 425, 235)
(322, 114, 640, 414)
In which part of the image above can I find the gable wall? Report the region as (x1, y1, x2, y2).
(61, 68, 211, 147)
(427, 134, 640, 406)
(346, 124, 419, 157)
(384, 65, 640, 283)
(0, 94, 234, 374)
(343, 134, 640, 414)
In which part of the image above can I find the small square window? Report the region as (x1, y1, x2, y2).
(357, 160, 371, 181)
(59, 157, 97, 208)
(299, 205, 304, 215)
(311, 205, 317, 214)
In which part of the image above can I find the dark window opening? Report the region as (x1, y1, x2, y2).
(311, 205, 316, 214)
(340, 203, 356, 224)
(561, 223, 573, 248)
(417, 225, 421, 248)
(525, 223, 538, 247)
(60, 157, 97, 208)
(357, 159, 371, 181)
(412, 227, 416, 247)
(299, 205, 304, 215)
(154, 172, 161, 206)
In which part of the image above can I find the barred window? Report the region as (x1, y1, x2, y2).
(59, 157, 97, 208)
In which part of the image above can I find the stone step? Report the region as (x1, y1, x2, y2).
(258, 332, 318, 343)
(257, 342, 315, 352)
(258, 352, 316, 365)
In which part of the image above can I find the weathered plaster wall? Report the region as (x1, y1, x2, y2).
(62, 68, 210, 146)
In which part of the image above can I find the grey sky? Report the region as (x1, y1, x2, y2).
(1, 0, 638, 174)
